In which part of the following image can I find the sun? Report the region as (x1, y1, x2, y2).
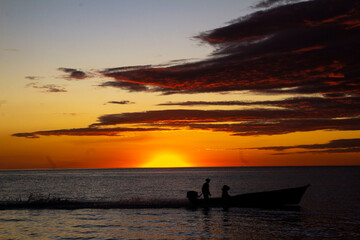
(141, 152, 192, 168)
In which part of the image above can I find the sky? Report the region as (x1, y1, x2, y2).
(0, 0, 359, 169)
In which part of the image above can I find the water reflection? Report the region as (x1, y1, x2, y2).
(194, 207, 305, 239)
(1, 207, 359, 239)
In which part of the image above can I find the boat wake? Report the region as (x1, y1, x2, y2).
(0, 198, 190, 210)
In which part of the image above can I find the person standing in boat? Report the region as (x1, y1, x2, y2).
(222, 185, 230, 199)
(202, 178, 211, 199)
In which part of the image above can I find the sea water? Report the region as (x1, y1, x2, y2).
(0, 167, 359, 239)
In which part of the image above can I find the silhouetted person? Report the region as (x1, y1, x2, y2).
(222, 185, 230, 199)
(202, 178, 211, 199)
(27, 193, 34, 203)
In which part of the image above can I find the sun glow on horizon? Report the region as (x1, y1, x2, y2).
(141, 152, 192, 168)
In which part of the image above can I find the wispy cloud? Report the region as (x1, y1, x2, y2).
(25, 76, 42, 81)
(176, 118, 360, 136)
(158, 96, 360, 111)
(89, 105, 360, 127)
(58, 67, 91, 80)
(253, 0, 303, 8)
(153, 96, 360, 135)
(57, 113, 79, 116)
(90, 109, 302, 126)
(100, 81, 151, 92)
(12, 127, 173, 138)
(107, 100, 135, 105)
(244, 138, 360, 154)
(13, 108, 360, 138)
(2, 48, 19, 52)
(26, 83, 67, 93)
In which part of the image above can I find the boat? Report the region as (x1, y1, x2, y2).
(186, 184, 310, 208)
(0, 185, 310, 210)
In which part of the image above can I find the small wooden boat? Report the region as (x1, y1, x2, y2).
(187, 184, 310, 208)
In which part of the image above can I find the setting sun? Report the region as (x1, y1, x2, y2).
(141, 152, 192, 168)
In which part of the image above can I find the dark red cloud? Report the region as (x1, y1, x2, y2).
(13, 113, 360, 138)
(152, 117, 360, 136)
(12, 127, 172, 139)
(107, 100, 134, 105)
(90, 108, 333, 127)
(245, 138, 360, 154)
(58, 67, 91, 80)
(13, 95, 360, 138)
(86, 102, 360, 136)
(158, 96, 360, 112)
(99, 80, 168, 93)
(154, 96, 360, 135)
(99, 0, 359, 97)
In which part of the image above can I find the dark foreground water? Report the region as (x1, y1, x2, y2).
(0, 166, 359, 239)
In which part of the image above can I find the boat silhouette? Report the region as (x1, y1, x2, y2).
(187, 184, 310, 208)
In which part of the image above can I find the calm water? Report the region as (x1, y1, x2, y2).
(0, 167, 359, 239)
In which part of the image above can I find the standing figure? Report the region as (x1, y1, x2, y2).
(221, 185, 230, 199)
(202, 178, 211, 199)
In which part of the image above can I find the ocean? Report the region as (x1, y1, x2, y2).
(0, 166, 359, 239)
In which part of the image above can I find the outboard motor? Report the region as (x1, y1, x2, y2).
(187, 191, 199, 201)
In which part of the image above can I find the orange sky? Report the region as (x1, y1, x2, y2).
(1, 0, 359, 169)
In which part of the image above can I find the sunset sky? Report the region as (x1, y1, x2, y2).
(1, 0, 359, 169)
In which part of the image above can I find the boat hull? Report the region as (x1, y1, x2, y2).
(188, 184, 310, 208)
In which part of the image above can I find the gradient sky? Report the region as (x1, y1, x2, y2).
(1, 0, 359, 169)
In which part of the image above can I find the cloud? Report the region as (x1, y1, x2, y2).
(2, 48, 19, 52)
(58, 67, 91, 80)
(82, 99, 359, 135)
(100, 81, 151, 92)
(155, 117, 360, 136)
(107, 100, 134, 105)
(99, 79, 175, 94)
(13, 110, 360, 138)
(12, 133, 40, 139)
(13, 95, 360, 138)
(55, 113, 79, 116)
(155, 96, 360, 134)
(25, 76, 41, 81)
(245, 138, 360, 154)
(12, 127, 173, 138)
(90, 109, 310, 126)
(12, 0, 360, 143)
(253, 0, 303, 9)
(26, 83, 67, 93)
(158, 96, 360, 112)
(99, 0, 359, 97)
